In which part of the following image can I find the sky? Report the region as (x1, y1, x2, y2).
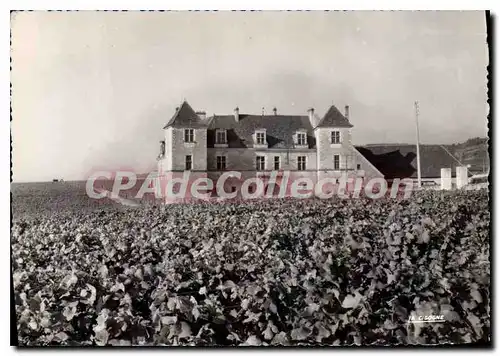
(11, 11, 488, 182)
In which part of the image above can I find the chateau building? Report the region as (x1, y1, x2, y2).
(157, 100, 383, 198)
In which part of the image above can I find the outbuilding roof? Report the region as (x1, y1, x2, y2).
(357, 144, 463, 178)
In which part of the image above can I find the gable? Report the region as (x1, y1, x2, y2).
(315, 105, 353, 128)
(163, 101, 208, 129)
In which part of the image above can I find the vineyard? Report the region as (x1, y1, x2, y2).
(11, 184, 490, 346)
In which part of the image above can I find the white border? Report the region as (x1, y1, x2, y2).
(3, 1, 500, 10)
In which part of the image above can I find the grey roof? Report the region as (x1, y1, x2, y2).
(163, 101, 209, 129)
(162, 101, 354, 149)
(359, 144, 462, 178)
(207, 114, 316, 149)
(315, 105, 353, 128)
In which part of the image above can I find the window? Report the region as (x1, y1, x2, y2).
(216, 130, 227, 144)
(184, 129, 194, 143)
(248, 185, 254, 194)
(331, 130, 341, 144)
(297, 156, 306, 171)
(231, 186, 236, 193)
(256, 156, 265, 171)
(357, 163, 361, 170)
(217, 156, 227, 171)
(185, 155, 193, 170)
(297, 133, 307, 146)
(274, 156, 280, 170)
(333, 154, 340, 170)
(256, 132, 266, 145)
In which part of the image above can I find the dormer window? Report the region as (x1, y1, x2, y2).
(253, 129, 268, 148)
(293, 130, 308, 148)
(215, 129, 227, 144)
(331, 130, 341, 144)
(297, 132, 307, 146)
(256, 132, 266, 145)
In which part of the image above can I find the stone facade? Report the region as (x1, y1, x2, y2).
(157, 101, 384, 200)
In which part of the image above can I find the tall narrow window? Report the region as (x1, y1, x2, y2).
(217, 156, 227, 170)
(297, 133, 307, 146)
(216, 130, 227, 144)
(184, 129, 194, 143)
(256, 156, 265, 171)
(256, 132, 266, 145)
(185, 155, 193, 170)
(297, 156, 306, 171)
(357, 163, 361, 170)
(333, 154, 340, 170)
(274, 156, 280, 170)
(331, 130, 341, 144)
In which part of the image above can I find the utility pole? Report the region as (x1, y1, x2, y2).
(414, 101, 422, 188)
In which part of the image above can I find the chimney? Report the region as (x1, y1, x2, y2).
(234, 107, 239, 122)
(272, 107, 277, 115)
(196, 111, 206, 120)
(307, 108, 314, 122)
(344, 105, 350, 121)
